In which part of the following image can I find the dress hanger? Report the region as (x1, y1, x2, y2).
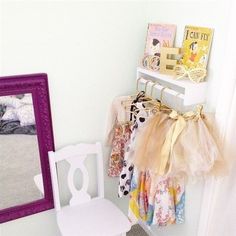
(121, 78, 148, 107)
(122, 78, 154, 108)
(125, 81, 161, 115)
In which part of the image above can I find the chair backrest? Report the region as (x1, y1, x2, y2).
(49, 142, 104, 211)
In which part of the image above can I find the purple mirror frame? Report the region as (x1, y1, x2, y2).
(0, 73, 54, 223)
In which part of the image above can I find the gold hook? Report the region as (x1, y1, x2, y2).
(150, 82, 159, 97)
(136, 77, 143, 92)
(143, 79, 148, 93)
(160, 86, 168, 104)
(144, 80, 152, 95)
(144, 79, 150, 94)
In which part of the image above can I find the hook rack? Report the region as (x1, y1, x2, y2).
(136, 67, 208, 107)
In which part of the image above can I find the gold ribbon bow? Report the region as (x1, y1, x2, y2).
(175, 65, 207, 83)
(157, 106, 203, 176)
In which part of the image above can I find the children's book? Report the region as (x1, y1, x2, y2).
(144, 23, 177, 57)
(181, 25, 214, 69)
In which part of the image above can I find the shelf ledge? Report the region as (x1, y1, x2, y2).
(136, 66, 208, 106)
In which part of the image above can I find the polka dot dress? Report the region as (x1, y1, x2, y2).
(118, 102, 151, 197)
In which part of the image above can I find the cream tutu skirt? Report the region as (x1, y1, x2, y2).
(133, 107, 226, 179)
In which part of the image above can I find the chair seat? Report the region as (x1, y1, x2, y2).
(57, 198, 131, 236)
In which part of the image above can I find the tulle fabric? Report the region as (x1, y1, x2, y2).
(133, 107, 226, 180)
(171, 114, 226, 179)
(198, 114, 227, 177)
(133, 111, 175, 173)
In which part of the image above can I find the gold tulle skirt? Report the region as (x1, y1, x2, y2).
(133, 108, 226, 179)
(133, 111, 174, 173)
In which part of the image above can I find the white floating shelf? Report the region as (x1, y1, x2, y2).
(136, 66, 208, 106)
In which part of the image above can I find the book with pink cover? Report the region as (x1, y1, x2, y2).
(144, 23, 177, 56)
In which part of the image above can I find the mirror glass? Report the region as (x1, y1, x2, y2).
(0, 93, 43, 210)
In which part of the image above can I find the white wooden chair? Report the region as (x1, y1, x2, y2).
(49, 142, 131, 236)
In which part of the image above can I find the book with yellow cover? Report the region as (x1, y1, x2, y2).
(181, 26, 214, 69)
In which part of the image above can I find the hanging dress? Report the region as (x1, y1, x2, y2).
(118, 96, 152, 197)
(106, 96, 132, 177)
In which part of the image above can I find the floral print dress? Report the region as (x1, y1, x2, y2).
(106, 96, 132, 177)
(108, 122, 132, 177)
(128, 170, 185, 226)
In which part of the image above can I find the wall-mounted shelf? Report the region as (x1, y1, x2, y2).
(136, 66, 208, 107)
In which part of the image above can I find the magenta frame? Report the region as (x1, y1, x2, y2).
(0, 73, 55, 223)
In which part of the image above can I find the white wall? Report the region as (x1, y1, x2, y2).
(0, 1, 231, 236)
(146, 1, 230, 236)
(0, 1, 147, 235)
(146, 0, 230, 112)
